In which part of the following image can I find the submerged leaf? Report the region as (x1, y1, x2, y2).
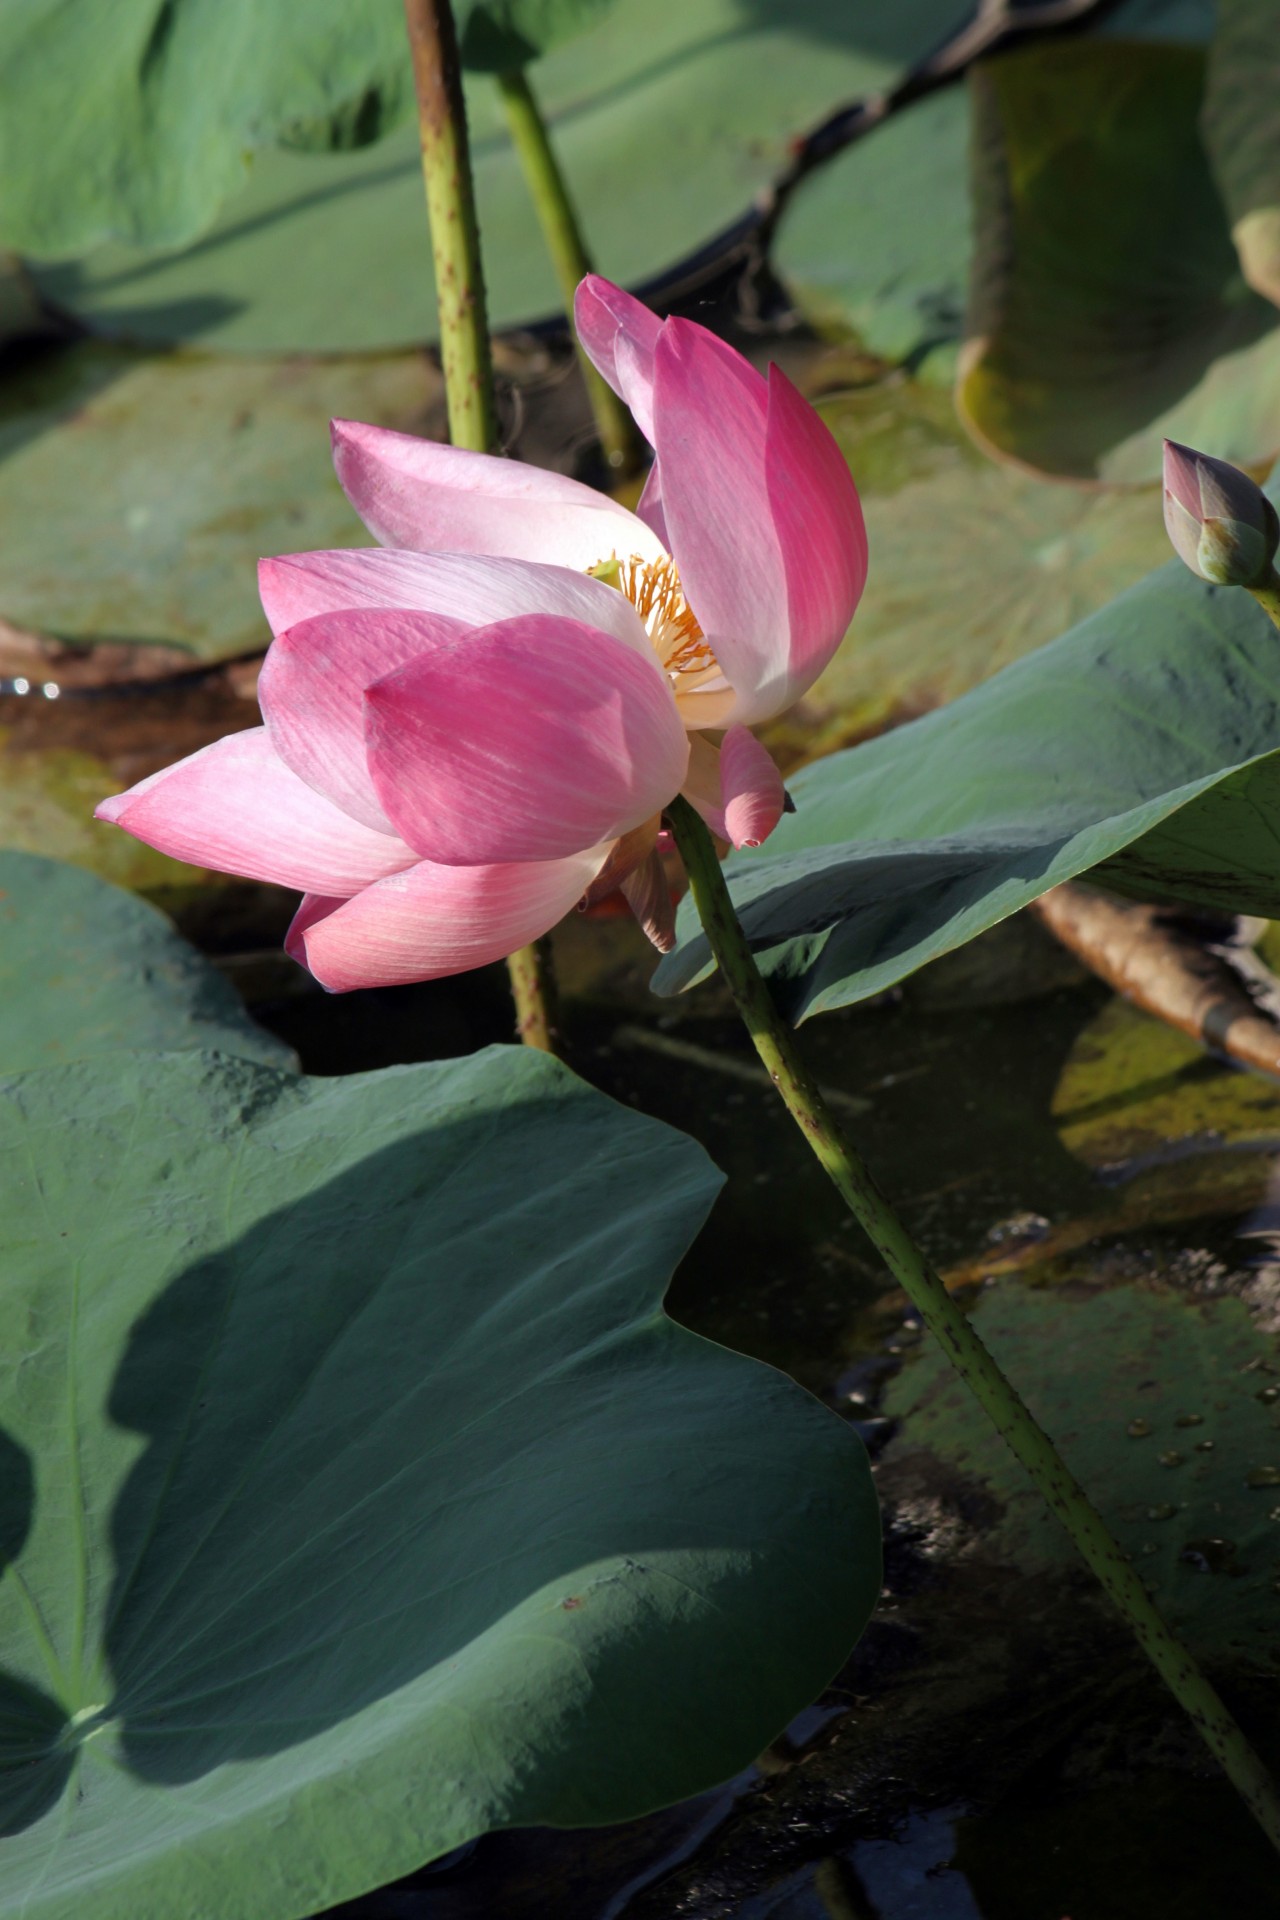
(1051, 991, 1280, 1173)
(958, 39, 1280, 482)
(773, 0, 1216, 370)
(882, 1283, 1280, 1672)
(1202, 0, 1280, 307)
(0, 343, 441, 656)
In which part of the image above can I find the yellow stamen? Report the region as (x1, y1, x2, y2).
(591, 551, 724, 695)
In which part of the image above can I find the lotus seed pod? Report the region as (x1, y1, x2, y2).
(1162, 439, 1280, 587)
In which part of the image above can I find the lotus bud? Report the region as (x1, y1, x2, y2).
(1162, 439, 1279, 588)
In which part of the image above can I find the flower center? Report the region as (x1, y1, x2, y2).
(590, 553, 724, 697)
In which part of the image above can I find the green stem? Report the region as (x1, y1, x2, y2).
(666, 793, 1280, 1856)
(495, 66, 643, 478)
(505, 935, 558, 1053)
(403, 0, 498, 453)
(1249, 564, 1280, 630)
(403, 0, 557, 1051)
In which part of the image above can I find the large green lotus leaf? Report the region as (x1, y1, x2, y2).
(28, 0, 966, 353)
(0, 852, 292, 1073)
(1203, 0, 1280, 308)
(771, 0, 1214, 372)
(775, 382, 1172, 757)
(0, 0, 615, 260)
(0, 1, 411, 255)
(456, 0, 619, 70)
(957, 39, 1280, 483)
(882, 1284, 1280, 1671)
(773, 88, 973, 378)
(0, 1047, 878, 1918)
(0, 343, 437, 656)
(655, 561, 1280, 1021)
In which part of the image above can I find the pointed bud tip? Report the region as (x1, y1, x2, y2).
(1161, 440, 1279, 588)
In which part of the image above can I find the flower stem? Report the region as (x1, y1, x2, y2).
(402, 0, 557, 1051)
(1249, 565, 1280, 631)
(506, 935, 559, 1052)
(495, 66, 644, 478)
(403, 0, 498, 454)
(666, 793, 1280, 1854)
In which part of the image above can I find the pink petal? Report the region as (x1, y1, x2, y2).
(679, 731, 728, 841)
(765, 364, 868, 707)
(287, 846, 607, 991)
(258, 548, 655, 660)
(258, 608, 469, 832)
(574, 276, 662, 445)
(364, 614, 689, 866)
(619, 848, 677, 952)
(720, 725, 786, 848)
(95, 728, 417, 897)
(330, 419, 663, 570)
(652, 325, 865, 726)
(636, 458, 669, 549)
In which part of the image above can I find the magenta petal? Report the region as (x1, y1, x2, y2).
(287, 846, 606, 990)
(95, 728, 417, 896)
(574, 276, 662, 444)
(259, 608, 469, 831)
(619, 848, 676, 953)
(364, 614, 689, 866)
(650, 320, 785, 727)
(635, 458, 669, 549)
(720, 725, 786, 848)
(330, 419, 662, 569)
(258, 548, 655, 657)
(764, 363, 868, 708)
(653, 325, 865, 725)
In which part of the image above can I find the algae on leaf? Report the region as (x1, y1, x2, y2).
(883, 1283, 1280, 1674)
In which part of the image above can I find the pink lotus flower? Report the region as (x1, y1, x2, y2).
(96, 277, 867, 991)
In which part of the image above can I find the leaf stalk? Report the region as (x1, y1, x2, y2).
(667, 791, 1280, 1855)
(495, 66, 644, 477)
(1249, 564, 1280, 632)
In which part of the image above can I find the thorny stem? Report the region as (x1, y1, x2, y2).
(1249, 564, 1280, 632)
(495, 67, 644, 478)
(403, 0, 557, 1051)
(666, 793, 1280, 1857)
(505, 936, 559, 1053)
